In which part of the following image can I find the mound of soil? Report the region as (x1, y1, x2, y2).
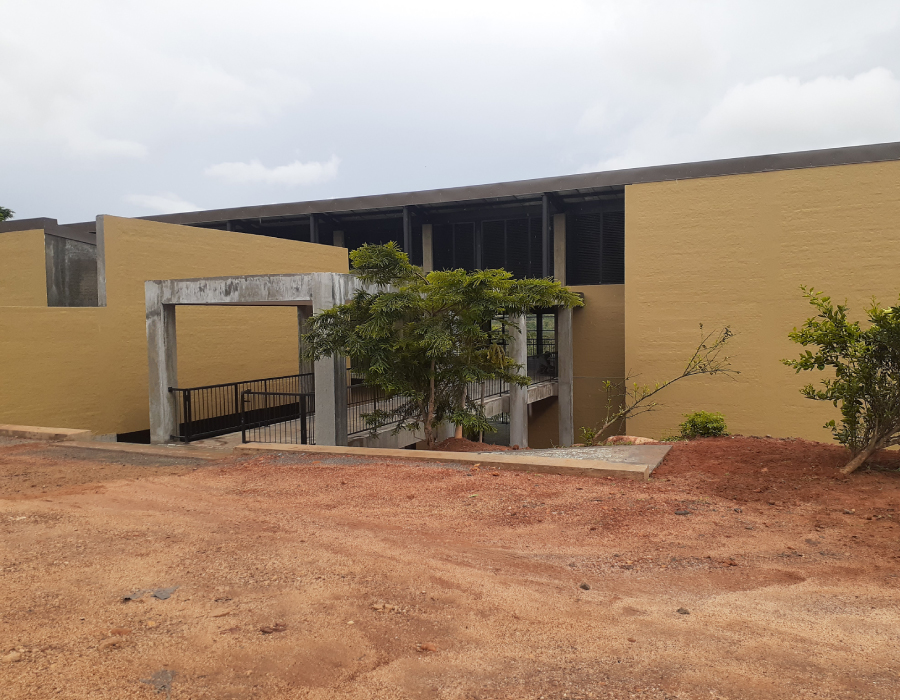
(431, 437, 512, 452)
(655, 435, 900, 508)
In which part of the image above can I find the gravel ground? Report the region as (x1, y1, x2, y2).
(0, 437, 898, 699)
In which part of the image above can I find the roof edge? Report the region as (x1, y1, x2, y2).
(53, 140, 900, 228)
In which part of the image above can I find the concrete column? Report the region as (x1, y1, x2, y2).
(297, 306, 313, 375)
(553, 213, 566, 283)
(557, 307, 574, 446)
(553, 211, 575, 446)
(311, 280, 348, 446)
(145, 281, 178, 444)
(422, 223, 433, 273)
(508, 314, 528, 448)
(332, 230, 345, 248)
(96, 215, 108, 306)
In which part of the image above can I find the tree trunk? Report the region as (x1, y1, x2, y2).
(841, 437, 882, 474)
(425, 360, 437, 448)
(453, 384, 466, 439)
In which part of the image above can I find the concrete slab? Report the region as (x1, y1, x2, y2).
(0, 424, 92, 442)
(47, 441, 225, 461)
(526, 445, 672, 470)
(234, 443, 671, 481)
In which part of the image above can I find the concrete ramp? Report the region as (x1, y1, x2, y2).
(235, 443, 671, 481)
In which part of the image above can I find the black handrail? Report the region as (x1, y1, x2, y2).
(240, 390, 314, 444)
(169, 373, 312, 442)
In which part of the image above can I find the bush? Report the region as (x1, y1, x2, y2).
(783, 287, 900, 474)
(678, 411, 727, 439)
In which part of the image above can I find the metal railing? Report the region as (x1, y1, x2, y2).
(241, 391, 314, 444)
(527, 337, 556, 356)
(169, 340, 558, 445)
(528, 351, 558, 384)
(169, 373, 312, 442)
(347, 380, 407, 436)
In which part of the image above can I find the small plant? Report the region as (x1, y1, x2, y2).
(678, 411, 728, 439)
(578, 426, 599, 445)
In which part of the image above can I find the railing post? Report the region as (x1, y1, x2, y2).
(300, 395, 308, 444)
(183, 390, 192, 443)
(241, 390, 248, 443)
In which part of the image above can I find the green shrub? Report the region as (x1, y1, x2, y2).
(578, 426, 599, 445)
(679, 411, 728, 439)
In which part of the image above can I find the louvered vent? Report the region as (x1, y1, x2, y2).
(454, 223, 476, 271)
(601, 211, 625, 284)
(567, 213, 603, 285)
(433, 224, 454, 270)
(506, 219, 530, 279)
(482, 220, 505, 269)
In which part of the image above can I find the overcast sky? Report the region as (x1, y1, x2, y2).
(2, 0, 900, 223)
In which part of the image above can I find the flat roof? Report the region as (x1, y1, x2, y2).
(4, 141, 900, 239)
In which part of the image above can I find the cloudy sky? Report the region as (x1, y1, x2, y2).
(2, 0, 900, 223)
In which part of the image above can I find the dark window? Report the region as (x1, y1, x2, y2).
(601, 211, 625, 284)
(410, 223, 423, 267)
(482, 220, 505, 269)
(454, 222, 476, 271)
(433, 222, 476, 271)
(344, 219, 404, 254)
(473, 217, 549, 278)
(506, 218, 530, 278)
(566, 211, 624, 285)
(566, 213, 602, 285)
(433, 224, 454, 270)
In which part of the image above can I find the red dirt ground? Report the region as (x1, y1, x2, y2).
(0, 437, 898, 699)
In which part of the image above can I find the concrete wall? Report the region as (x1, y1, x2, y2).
(44, 235, 98, 307)
(0, 217, 349, 435)
(625, 159, 900, 441)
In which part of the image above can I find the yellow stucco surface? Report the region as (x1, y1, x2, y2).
(0, 217, 348, 435)
(571, 284, 626, 440)
(625, 160, 900, 441)
(0, 230, 48, 306)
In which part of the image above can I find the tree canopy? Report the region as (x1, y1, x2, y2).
(784, 287, 900, 474)
(302, 242, 582, 447)
(0, 206, 13, 222)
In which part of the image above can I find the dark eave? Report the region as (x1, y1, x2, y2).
(4, 140, 899, 236)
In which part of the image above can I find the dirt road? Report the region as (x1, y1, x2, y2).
(1, 437, 898, 699)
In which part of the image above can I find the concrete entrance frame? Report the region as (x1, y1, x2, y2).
(145, 271, 566, 447)
(145, 272, 365, 445)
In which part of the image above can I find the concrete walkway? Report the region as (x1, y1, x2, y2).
(235, 442, 671, 480)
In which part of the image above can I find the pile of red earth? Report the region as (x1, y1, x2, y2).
(655, 434, 900, 507)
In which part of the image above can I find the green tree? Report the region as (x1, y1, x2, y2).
(0, 206, 13, 222)
(302, 242, 583, 447)
(784, 287, 900, 474)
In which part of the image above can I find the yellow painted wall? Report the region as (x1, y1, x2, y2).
(625, 160, 900, 441)
(0, 217, 348, 435)
(572, 284, 626, 440)
(0, 230, 47, 306)
(527, 397, 559, 448)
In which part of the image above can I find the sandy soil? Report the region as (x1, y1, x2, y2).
(0, 437, 898, 699)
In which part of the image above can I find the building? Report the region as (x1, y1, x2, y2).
(2, 141, 899, 446)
